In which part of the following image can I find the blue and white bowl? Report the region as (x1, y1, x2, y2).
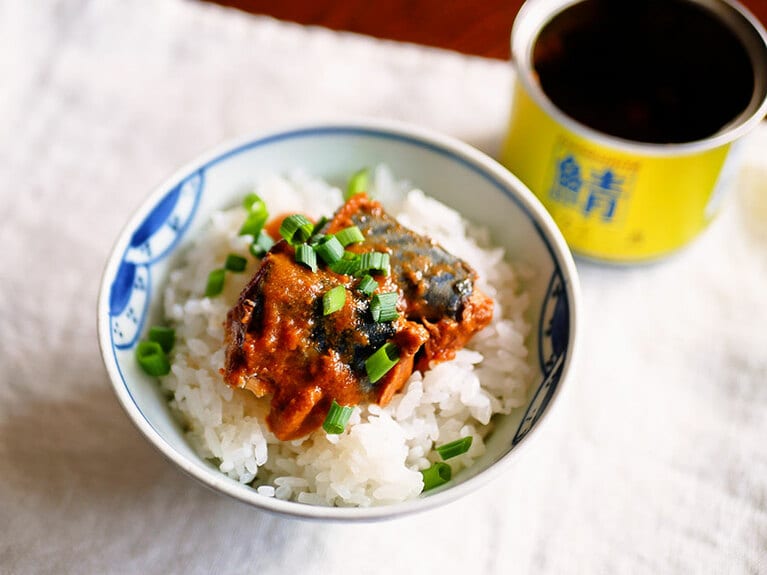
(97, 120, 581, 520)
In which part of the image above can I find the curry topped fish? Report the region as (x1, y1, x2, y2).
(223, 193, 493, 440)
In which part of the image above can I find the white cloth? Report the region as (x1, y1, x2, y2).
(1, 1, 766, 573)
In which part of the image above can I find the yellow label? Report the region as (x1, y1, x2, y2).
(501, 82, 733, 262)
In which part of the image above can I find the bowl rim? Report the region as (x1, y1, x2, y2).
(97, 118, 581, 521)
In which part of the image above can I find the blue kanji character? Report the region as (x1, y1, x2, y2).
(550, 155, 582, 205)
(583, 168, 623, 222)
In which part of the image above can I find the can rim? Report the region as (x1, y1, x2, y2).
(511, 0, 767, 156)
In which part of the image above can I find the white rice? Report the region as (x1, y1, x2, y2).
(161, 167, 532, 506)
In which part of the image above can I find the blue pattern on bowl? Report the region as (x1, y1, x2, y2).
(513, 270, 569, 445)
(109, 171, 203, 349)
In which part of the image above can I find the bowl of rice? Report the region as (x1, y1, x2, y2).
(97, 120, 580, 520)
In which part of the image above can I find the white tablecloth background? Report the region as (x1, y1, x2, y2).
(2, 1, 766, 573)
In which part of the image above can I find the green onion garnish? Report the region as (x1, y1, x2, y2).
(323, 285, 346, 315)
(295, 243, 318, 272)
(242, 192, 265, 212)
(308, 233, 327, 247)
(329, 251, 361, 275)
(249, 230, 274, 258)
(311, 216, 329, 238)
(239, 210, 268, 237)
(436, 436, 473, 460)
(239, 194, 269, 237)
(224, 254, 247, 272)
(371, 292, 399, 322)
(314, 235, 344, 264)
(365, 342, 399, 383)
(322, 400, 354, 434)
(357, 251, 390, 276)
(279, 214, 314, 245)
(136, 340, 171, 376)
(335, 226, 365, 247)
(420, 462, 452, 491)
(148, 326, 175, 353)
(345, 168, 370, 200)
(357, 274, 378, 296)
(204, 268, 226, 297)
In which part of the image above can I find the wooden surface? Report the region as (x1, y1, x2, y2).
(203, 0, 767, 60)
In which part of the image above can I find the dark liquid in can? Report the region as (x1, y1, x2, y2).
(533, 0, 755, 144)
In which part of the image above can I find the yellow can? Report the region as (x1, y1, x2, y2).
(501, 0, 767, 263)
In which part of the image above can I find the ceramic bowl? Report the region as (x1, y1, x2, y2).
(97, 120, 580, 520)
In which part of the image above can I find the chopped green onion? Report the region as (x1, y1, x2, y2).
(314, 235, 344, 264)
(436, 436, 473, 460)
(311, 216, 329, 237)
(420, 462, 452, 491)
(205, 268, 226, 297)
(308, 235, 324, 248)
(239, 195, 269, 237)
(136, 341, 171, 376)
(249, 230, 274, 258)
(239, 210, 268, 237)
(371, 292, 399, 322)
(224, 254, 248, 272)
(365, 342, 399, 383)
(357, 251, 390, 276)
(242, 192, 265, 212)
(279, 214, 314, 245)
(335, 226, 365, 247)
(323, 285, 346, 315)
(345, 168, 370, 200)
(357, 274, 378, 296)
(148, 326, 175, 353)
(295, 243, 318, 272)
(322, 400, 354, 434)
(329, 251, 361, 275)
